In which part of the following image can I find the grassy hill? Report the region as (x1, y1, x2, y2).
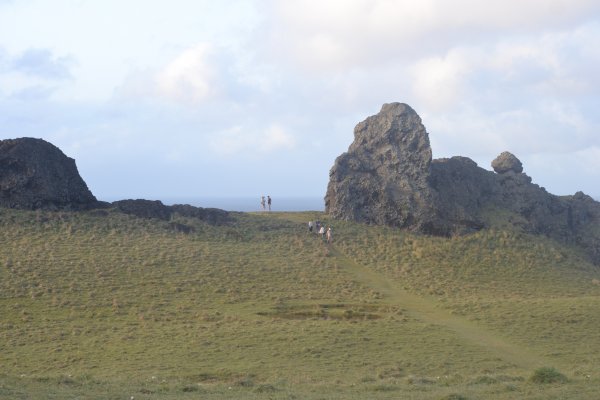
(1, 208, 600, 399)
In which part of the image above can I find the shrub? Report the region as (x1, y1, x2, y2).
(441, 394, 468, 400)
(253, 384, 278, 393)
(529, 367, 568, 384)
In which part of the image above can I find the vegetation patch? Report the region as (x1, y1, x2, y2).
(529, 367, 568, 384)
(253, 383, 278, 393)
(258, 303, 387, 320)
(441, 394, 468, 400)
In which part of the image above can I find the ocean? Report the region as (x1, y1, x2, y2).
(122, 196, 325, 212)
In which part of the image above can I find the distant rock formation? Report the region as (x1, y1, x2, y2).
(0, 137, 231, 226)
(113, 199, 172, 220)
(0, 137, 97, 210)
(325, 103, 600, 264)
(113, 199, 231, 225)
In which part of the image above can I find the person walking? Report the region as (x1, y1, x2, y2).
(308, 220, 313, 233)
(267, 195, 272, 211)
(260, 196, 266, 211)
(319, 225, 326, 241)
(326, 226, 333, 244)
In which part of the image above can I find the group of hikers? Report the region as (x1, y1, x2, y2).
(308, 219, 333, 244)
(260, 195, 272, 211)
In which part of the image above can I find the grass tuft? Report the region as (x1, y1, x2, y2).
(529, 367, 568, 384)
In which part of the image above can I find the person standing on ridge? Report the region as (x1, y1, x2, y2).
(260, 196, 266, 211)
(267, 195, 272, 211)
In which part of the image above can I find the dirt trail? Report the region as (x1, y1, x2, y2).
(330, 247, 561, 372)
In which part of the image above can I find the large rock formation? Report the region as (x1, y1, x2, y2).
(325, 103, 439, 233)
(325, 103, 600, 264)
(0, 137, 97, 210)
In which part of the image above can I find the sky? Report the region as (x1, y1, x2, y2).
(0, 0, 599, 202)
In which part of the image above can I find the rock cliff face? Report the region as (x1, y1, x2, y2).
(325, 103, 600, 264)
(325, 103, 439, 233)
(0, 138, 97, 210)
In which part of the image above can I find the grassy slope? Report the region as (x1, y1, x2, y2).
(1, 208, 600, 399)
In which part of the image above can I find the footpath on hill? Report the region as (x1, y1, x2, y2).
(329, 246, 562, 373)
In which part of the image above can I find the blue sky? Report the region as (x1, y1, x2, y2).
(0, 0, 599, 201)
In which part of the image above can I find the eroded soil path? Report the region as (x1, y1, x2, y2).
(330, 246, 561, 372)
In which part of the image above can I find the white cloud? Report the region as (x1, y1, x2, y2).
(156, 44, 216, 103)
(269, 0, 600, 71)
(209, 123, 296, 157)
(117, 44, 218, 105)
(260, 124, 296, 153)
(411, 48, 474, 111)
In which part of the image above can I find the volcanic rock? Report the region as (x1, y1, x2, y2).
(325, 103, 600, 264)
(112, 199, 231, 225)
(113, 199, 172, 220)
(325, 103, 438, 233)
(492, 151, 523, 174)
(0, 137, 97, 210)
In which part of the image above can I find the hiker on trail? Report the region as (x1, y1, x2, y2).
(308, 220, 313, 233)
(326, 227, 333, 244)
(315, 220, 321, 233)
(260, 196, 266, 211)
(319, 225, 326, 240)
(267, 195, 272, 211)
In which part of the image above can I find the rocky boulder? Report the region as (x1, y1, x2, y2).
(0, 137, 97, 210)
(492, 151, 523, 174)
(325, 103, 438, 232)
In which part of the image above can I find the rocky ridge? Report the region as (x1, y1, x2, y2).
(0, 137, 97, 210)
(0, 137, 230, 225)
(325, 103, 600, 264)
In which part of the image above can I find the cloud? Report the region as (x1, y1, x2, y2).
(410, 48, 474, 111)
(268, 0, 600, 72)
(12, 48, 73, 79)
(209, 123, 296, 156)
(260, 124, 296, 153)
(156, 44, 217, 103)
(118, 44, 218, 105)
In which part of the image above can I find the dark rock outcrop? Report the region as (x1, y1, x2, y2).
(113, 199, 172, 220)
(0, 137, 97, 210)
(112, 199, 231, 225)
(325, 103, 438, 233)
(325, 103, 600, 264)
(170, 204, 230, 225)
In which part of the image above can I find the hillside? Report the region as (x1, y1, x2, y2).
(2, 208, 600, 399)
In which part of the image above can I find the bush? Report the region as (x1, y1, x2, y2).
(529, 367, 568, 384)
(442, 393, 467, 400)
(253, 384, 278, 393)
(441, 394, 467, 400)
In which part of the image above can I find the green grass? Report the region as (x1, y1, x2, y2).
(1, 208, 600, 399)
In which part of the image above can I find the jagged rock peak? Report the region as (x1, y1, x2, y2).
(0, 137, 97, 210)
(349, 103, 431, 167)
(492, 151, 523, 174)
(325, 102, 436, 231)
